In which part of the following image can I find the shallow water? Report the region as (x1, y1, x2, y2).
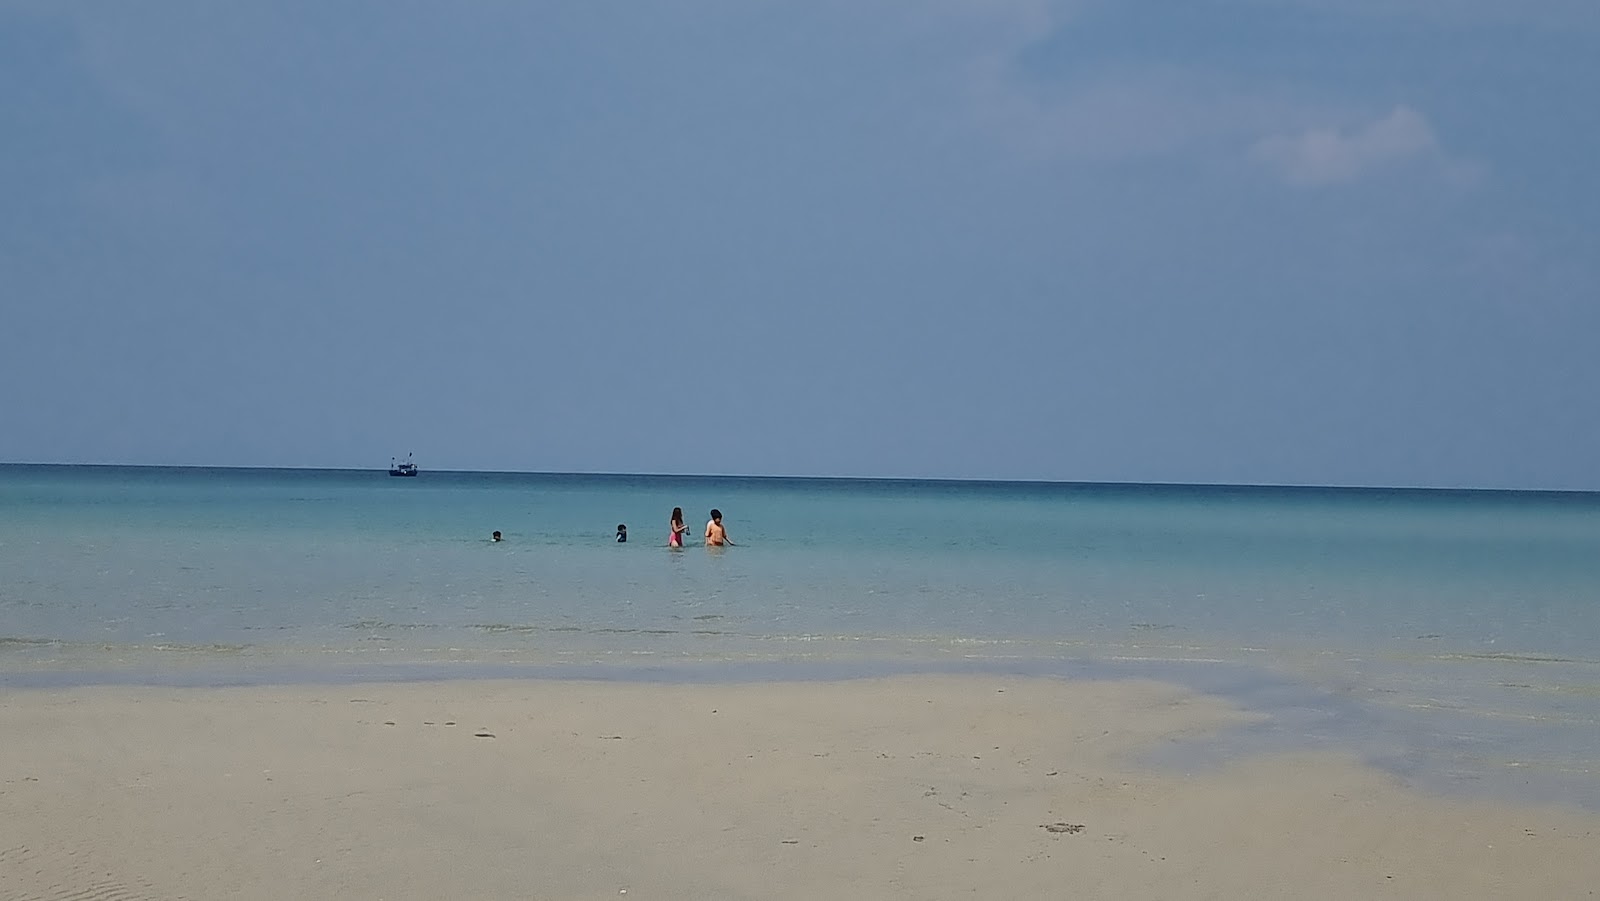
(2, 464, 1597, 804)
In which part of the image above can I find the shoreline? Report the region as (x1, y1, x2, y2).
(4, 672, 1596, 900)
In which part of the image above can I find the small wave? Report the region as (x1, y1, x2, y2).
(142, 642, 252, 654)
(1498, 681, 1600, 699)
(0, 636, 61, 649)
(345, 620, 436, 631)
(471, 624, 540, 634)
(1432, 652, 1586, 665)
(1107, 654, 1229, 664)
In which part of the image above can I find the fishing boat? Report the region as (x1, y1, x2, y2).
(388, 453, 418, 477)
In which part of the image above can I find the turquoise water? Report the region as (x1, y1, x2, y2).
(3, 464, 1598, 802)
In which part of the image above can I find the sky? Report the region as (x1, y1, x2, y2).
(2, 0, 1597, 489)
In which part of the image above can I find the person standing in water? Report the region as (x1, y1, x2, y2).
(616, 524, 628, 543)
(668, 507, 688, 548)
(704, 509, 733, 547)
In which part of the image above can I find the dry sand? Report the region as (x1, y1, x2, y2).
(2, 674, 1595, 900)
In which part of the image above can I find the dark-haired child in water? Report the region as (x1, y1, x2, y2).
(704, 509, 733, 547)
(616, 524, 628, 543)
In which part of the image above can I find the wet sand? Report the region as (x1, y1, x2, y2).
(2, 675, 1596, 900)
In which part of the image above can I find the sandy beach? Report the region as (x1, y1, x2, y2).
(2, 674, 1595, 900)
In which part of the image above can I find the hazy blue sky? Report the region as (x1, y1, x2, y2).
(4, 0, 1597, 488)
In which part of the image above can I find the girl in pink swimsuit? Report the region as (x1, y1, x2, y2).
(668, 507, 687, 548)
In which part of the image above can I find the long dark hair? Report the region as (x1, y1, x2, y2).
(671, 507, 683, 526)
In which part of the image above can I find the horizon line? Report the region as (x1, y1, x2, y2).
(1, 460, 1595, 497)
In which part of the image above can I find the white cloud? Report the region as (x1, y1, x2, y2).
(1229, 0, 1599, 31)
(910, 0, 1082, 43)
(967, 66, 1280, 162)
(913, 7, 1496, 182)
(1251, 106, 1458, 186)
(923, 5, 1382, 170)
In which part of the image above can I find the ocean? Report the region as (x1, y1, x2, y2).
(2, 464, 1597, 804)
